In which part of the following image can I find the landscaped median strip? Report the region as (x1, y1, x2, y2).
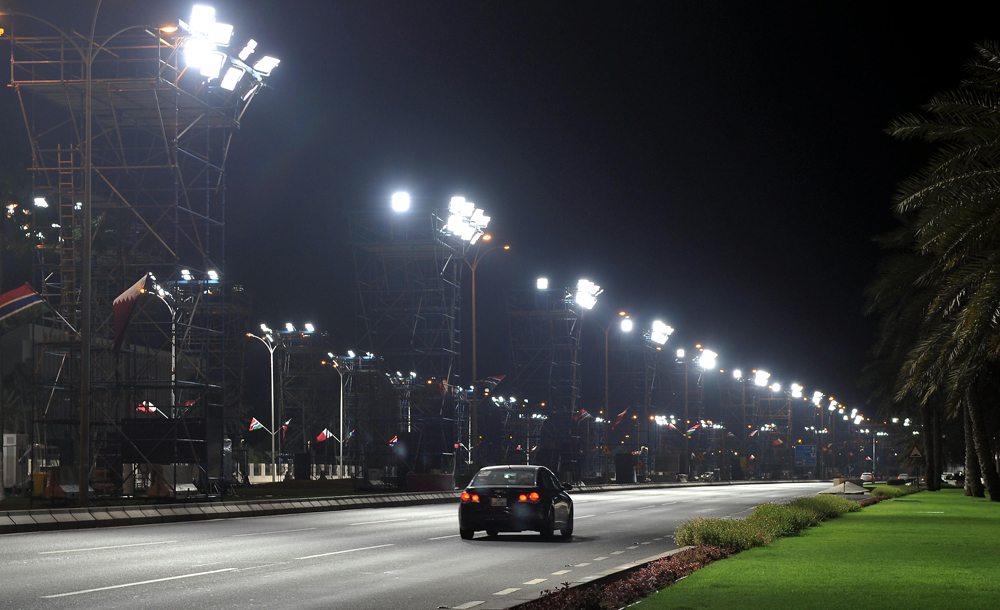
(511, 488, 921, 610)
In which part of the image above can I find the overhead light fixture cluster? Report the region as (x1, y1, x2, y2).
(178, 4, 280, 91)
(649, 320, 673, 344)
(574, 279, 602, 310)
(443, 196, 490, 243)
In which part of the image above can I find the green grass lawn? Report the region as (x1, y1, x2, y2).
(636, 489, 1000, 610)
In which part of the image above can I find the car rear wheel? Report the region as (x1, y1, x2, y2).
(560, 508, 574, 538)
(540, 510, 555, 539)
(460, 526, 474, 540)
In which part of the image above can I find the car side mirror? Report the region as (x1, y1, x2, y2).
(562, 482, 573, 491)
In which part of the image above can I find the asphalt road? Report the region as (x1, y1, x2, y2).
(0, 482, 829, 610)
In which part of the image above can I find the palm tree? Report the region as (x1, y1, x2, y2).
(869, 42, 1000, 501)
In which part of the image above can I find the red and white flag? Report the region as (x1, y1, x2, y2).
(112, 274, 147, 356)
(316, 428, 333, 442)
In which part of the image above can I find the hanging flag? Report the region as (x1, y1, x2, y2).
(749, 454, 756, 460)
(282, 418, 291, 439)
(476, 375, 505, 390)
(388, 435, 398, 445)
(748, 429, 758, 438)
(686, 424, 701, 435)
(249, 417, 265, 432)
(726, 431, 736, 438)
(0, 284, 53, 335)
(611, 407, 629, 429)
(574, 409, 593, 422)
(112, 274, 147, 356)
(667, 423, 678, 431)
(772, 438, 784, 447)
(316, 428, 333, 442)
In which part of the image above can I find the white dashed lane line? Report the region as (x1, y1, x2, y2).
(232, 528, 316, 537)
(452, 602, 484, 609)
(296, 544, 394, 560)
(607, 510, 629, 514)
(551, 569, 571, 576)
(523, 578, 547, 585)
(494, 588, 521, 596)
(41, 568, 237, 599)
(593, 556, 608, 561)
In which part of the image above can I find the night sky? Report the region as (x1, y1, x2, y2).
(2, 2, 994, 410)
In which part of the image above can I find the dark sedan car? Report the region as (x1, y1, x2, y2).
(459, 465, 573, 540)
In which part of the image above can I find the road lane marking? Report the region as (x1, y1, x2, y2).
(296, 544, 394, 560)
(575, 514, 594, 519)
(607, 510, 629, 514)
(39, 540, 177, 554)
(233, 528, 316, 537)
(575, 562, 591, 567)
(611, 551, 625, 555)
(661, 502, 677, 505)
(41, 568, 236, 598)
(654, 537, 663, 540)
(641, 542, 651, 545)
(551, 570, 571, 576)
(636, 505, 655, 510)
(453, 602, 485, 609)
(494, 588, 521, 596)
(428, 534, 461, 540)
(592, 556, 608, 561)
(627, 545, 639, 549)
(523, 578, 547, 585)
(349, 518, 408, 526)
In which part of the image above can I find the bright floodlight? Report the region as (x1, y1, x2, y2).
(391, 192, 411, 212)
(677, 349, 685, 358)
(220, 67, 245, 90)
(285, 322, 295, 332)
(254, 56, 281, 76)
(733, 369, 742, 379)
(209, 21, 233, 46)
(771, 382, 781, 392)
(347, 350, 356, 358)
(305, 323, 315, 332)
(575, 279, 602, 310)
(699, 349, 718, 370)
(449, 196, 474, 217)
(854, 415, 864, 425)
(791, 383, 803, 398)
(536, 277, 549, 290)
(828, 399, 838, 411)
(812, 390, 823, 406)
(33, 197, 49, 208)
(207, 269, 219, 280)
(754, 370, 770, 387)
(620, 318, 633, 332)
(238, 39, 257, 61)
(189, 5, 216, 33)
(649, 320, 673, 345)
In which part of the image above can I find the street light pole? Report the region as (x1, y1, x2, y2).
(331, 361, 345, 478)
(464, 240, 507, 471)
(247, 329, 279, 483)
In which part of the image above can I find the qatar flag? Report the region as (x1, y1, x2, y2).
(112, 274, 147, 356)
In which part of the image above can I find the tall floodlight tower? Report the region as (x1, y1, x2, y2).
(3, 6, 278, 497)
(348, 195, 488, 490)
(505, 280, 587, 480)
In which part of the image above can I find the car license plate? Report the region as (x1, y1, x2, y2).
(491, 497, 507, 507)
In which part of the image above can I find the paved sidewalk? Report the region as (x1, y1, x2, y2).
(0, 479, 813, 535)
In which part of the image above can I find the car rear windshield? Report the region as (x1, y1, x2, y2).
(471, 468, 538, 487)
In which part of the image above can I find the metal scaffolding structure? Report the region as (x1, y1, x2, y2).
(504, 287, 583, 479)
(719, 377, 794, 479)
(277, 329, 335, 460)
(5, 19, 264, 496)
(348, 209, 465, 489)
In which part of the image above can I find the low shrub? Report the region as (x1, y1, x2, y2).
(787, 495, 861, 519)
(747, 502, 818, 537)
(871, 484, 919, 499)
(673, 516, 773, 551)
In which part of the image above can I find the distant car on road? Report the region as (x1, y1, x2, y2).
(861, 472, 874, 483)
(897, 473, 909, 480)
(459, 465, 574, 540)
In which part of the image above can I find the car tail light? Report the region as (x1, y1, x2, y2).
(518, 494, 527, 501)
(529, 492, 540, 502)
(462, 492, 479, 502)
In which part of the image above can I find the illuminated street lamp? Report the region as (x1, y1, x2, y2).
(247, 325, 279, 482)
(391, 191, 411, 212)
(465, 226, 507, 470)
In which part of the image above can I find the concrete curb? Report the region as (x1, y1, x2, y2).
(0, 479, 820, 535)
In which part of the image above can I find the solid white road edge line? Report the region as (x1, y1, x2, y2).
(296, 543, 394, 560)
